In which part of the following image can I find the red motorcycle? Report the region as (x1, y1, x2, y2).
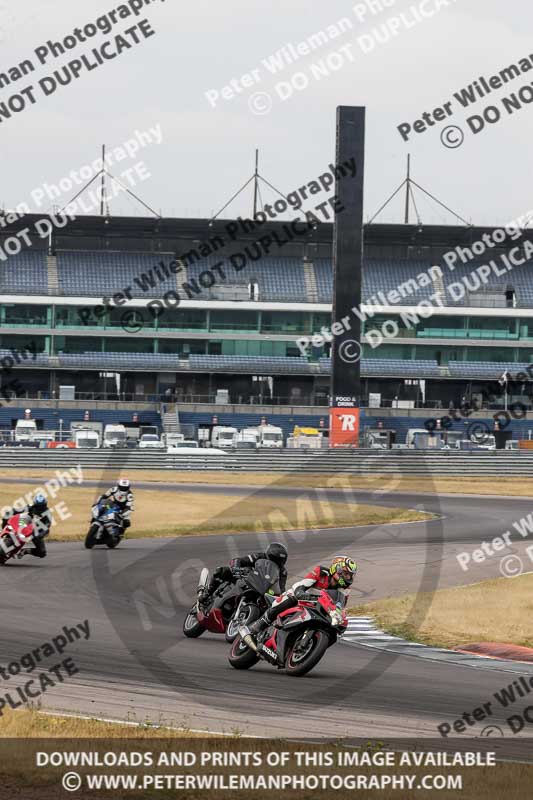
(229, 588, 348, 677)
(0, 514, 34, 565)
(183, 560, 280, 643)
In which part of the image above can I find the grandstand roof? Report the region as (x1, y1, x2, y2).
(0, 212, 523, 252)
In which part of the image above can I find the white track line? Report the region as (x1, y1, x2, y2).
(38, 710, 264, 738)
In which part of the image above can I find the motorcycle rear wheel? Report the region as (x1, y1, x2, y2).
(183, 608, 205, 638)
(228, 635, 260, 669)
(285, 630, 329, 676)
(225, 604, 260, 644)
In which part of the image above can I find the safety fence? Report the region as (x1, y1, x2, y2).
(0, 448, 531, 475)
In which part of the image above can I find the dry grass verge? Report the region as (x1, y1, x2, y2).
(349, 573, 533, 649)
(0, 469, 531, 497)
(0, 709, 206, 739)
(0, 482, 431, 541)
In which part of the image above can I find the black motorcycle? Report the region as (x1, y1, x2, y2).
(183, 559, 281, 643)
(85, 503, 125, 549)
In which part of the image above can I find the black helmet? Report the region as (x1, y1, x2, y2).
(266, 542, 288, 567)
(33, 493, 48, 515)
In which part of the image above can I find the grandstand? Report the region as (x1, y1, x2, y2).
(1, 212, 533, 437)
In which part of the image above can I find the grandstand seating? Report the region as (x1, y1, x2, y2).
(186, 256, 307, 302)
(4, 348, 531, 379)
(0, 250, 48, 294)
(0, 350, 49, 365)
(56, 251, 176, 297)
(448, 361, 531, 378)
(189, 355, 312, 373)
(8, 249, 529, 309)
(318, 357, 442, 377)
(57, 352, 181, 370)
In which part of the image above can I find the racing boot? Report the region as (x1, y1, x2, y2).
(196, 587, 210, 609)
(241, 611, 270, 641)
(239, 614, 279, 664)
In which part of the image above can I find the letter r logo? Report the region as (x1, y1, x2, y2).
(339, 414, 356, 431)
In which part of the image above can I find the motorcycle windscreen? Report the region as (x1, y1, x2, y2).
(245, 558, 280, 595)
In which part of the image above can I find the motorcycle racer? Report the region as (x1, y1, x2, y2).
(199, 542, 288, 605)
(243, 555, 357, 641)
(95, 478, 134, 529)
(1, 493, 51, 559)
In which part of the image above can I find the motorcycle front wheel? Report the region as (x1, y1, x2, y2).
(183, 607, 205, 638)
(84, 525, 98, 550)
(225, 604, 260, 644)
(228, 635, 260, 669)
(285, 630, 330, 677)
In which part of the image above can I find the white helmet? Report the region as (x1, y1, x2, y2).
(118, 479, 130, 491)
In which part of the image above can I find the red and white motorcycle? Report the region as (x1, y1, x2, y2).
(229, 587, 348, 676)
(0, 513, 35, 564)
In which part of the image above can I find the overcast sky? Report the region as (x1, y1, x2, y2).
(0, 0, 531, 226)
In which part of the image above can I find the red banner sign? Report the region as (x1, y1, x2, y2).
(329, 408, 360, 448)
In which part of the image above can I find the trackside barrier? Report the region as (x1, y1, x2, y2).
(0, 449, 532, 475)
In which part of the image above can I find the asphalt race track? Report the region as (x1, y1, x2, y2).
(0, 480, 532, 745)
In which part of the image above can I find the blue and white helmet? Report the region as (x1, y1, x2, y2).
(33, 493, 48, 514)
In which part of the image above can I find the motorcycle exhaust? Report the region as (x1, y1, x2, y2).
(239, 627, 259, 652)
(242, 634, 258, 652)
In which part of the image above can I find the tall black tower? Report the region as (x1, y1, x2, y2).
(329, 106, 365, 445)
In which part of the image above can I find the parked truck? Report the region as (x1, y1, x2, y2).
(161, 432, 185, 448)
(286, 426, 324, 449)
(103, 424, 127, 448)
(14, 419, 38, 442)
(257, 424, 284, 449)
(211, 425, 238, 449)
(74, 429, 101, 448)
(233, 428, 260, 449)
